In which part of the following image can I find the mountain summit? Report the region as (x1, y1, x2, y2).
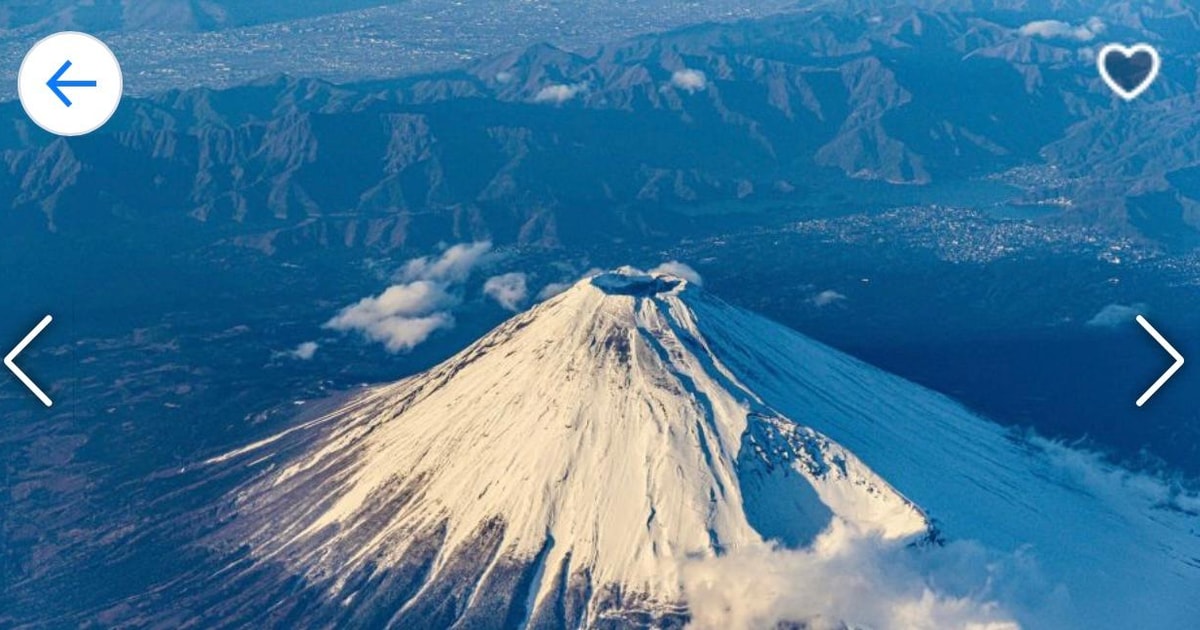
(209, 268, 1200, 629)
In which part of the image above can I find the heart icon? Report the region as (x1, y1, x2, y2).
(1097, 43, 1161, 101)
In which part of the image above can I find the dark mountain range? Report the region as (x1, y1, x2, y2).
(2, 0, 1199, 252)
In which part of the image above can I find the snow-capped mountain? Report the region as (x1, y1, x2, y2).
(209, 268, 1200, 629)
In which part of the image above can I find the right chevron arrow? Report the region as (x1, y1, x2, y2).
(1135, 315, 1185, 407)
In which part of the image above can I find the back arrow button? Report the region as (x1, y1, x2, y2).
(47, 60, 98, 107)
(5, 315, 53, 407)
(1135, 315, 1184, 407)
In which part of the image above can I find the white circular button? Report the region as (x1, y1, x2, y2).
(18, 32, 123, 137)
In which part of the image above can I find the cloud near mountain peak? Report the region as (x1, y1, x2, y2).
(326, 242, 496, 352)
(1018, 17, 1105, 42)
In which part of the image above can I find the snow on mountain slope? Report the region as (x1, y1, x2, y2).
(211, 267, 1200, 629)
(687, 289, 1200, 628)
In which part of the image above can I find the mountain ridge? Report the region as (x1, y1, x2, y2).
(3, 2, 1200, 250)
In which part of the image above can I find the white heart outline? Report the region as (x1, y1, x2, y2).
(1097, 42, 1161, 101)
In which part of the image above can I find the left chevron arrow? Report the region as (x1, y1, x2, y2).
(5, 315, 53, 407)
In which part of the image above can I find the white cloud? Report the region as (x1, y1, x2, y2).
(397, 241, 493, 283)
(484, 272, 529, 312)
(671, 68, 708, 93)
(533, 82, 587, 104)
(1032, 435, 1200, 516)
(327, 243, 495, 353)
(346, 312, 454, 353)
(649, 261, 703, 286)
(683, 520, 1028, 630)
(812, 290, 847, 307)
(684, 435, 1200, 630)
(537, 281, 574, 300)
(1018, 17, 1105, 42)
(325, 280, 458, 353)
(289, 341, 319, 360)
(331, 281, 457, 325)
(1085, 302, 1146, 328)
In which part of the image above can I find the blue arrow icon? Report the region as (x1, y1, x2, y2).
(47, 60, 97, 107)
